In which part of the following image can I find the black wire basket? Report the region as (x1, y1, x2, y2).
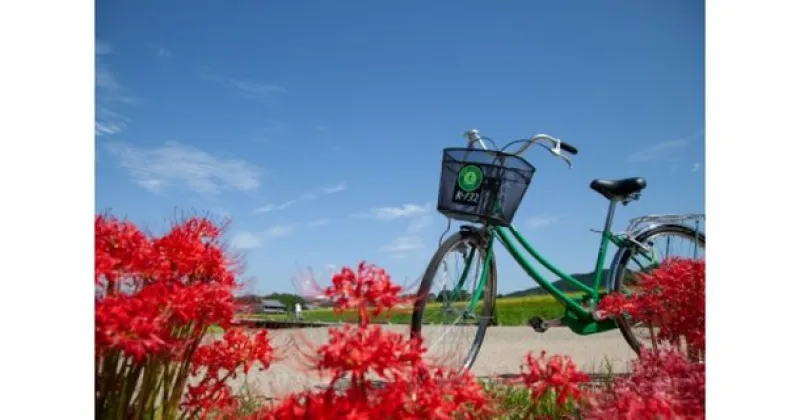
(437, 148, 536, 227)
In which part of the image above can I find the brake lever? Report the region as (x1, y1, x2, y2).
(558, 153, 574, 169)
(535, 143, 574, 168)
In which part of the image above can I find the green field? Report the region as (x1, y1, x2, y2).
(242, 293, 588, 326)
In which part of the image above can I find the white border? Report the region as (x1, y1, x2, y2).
(0, 0, 93, 416)
(707, 0, 799, 418)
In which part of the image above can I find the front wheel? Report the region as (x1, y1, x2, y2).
(610, 223, 705, 357)
(410, 228, 497, 373)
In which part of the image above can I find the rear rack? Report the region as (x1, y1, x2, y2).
(624, 213, 705, 235)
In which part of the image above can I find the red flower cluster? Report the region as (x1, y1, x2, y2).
(599, 257, 706, 354)
(96, 211, 706, 419)
(584, 349, 705, 419)
(185, 329, 274, 416)
(518, 351, 590, 406)
(251, 262, 493, 419)
(259, 366, 491, 420)
(324, 262, 406, 325)
(586, 256, 706, 419)
(95, 214, 273, 419)
(315, 324, 424, 381)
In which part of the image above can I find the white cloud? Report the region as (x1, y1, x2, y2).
(407, 214, 434, 233)
(95, 105, 129, 137)
(228, 79, 285, 99)
(265, 224, 293, 238)
(691, 162, 701, 172)
(231, 232, 262, 250)
(96, 61, 137, 105)
(362, 203, 432, 220)
(96, 40, 112, 55)
(381, 235, 425, 253)
(230, 224, 292, 249)
(251, 181, 347, 214)
(96, 61, 119, 92)
(157, 47, 172, 57)
(95, 121, 124, 137)
(322, 181, 347, 194)
(627, 140, 687, 163)
(626, 130, 704, 163)
(95, 42, 136, 136)
(106, 141, 261, 195)
(307, 218, 330, 227)
(275, 200, 296, 210)
(252, 204, 275, 214)
(527, 216, 560, 229)
(199, 70, 285, 100)
(376, 210, 435, 259)
(252, 199, 295, 214)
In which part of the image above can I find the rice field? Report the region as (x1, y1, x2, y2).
(243, 293, 586, 326)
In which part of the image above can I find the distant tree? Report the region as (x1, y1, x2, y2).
(263, 293, 308, 309)
(435, 290, 472, 302)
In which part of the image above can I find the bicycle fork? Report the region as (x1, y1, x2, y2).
(445, 235, 495, 319)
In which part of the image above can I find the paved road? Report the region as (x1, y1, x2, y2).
(224, 325, 637, 400)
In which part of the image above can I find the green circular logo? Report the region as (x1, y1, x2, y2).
(457, 165, 483, 192)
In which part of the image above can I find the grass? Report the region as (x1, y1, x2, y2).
(479, 357, 618, 419)
(481, 379, 583, 419)
(240, 293, 588, 326)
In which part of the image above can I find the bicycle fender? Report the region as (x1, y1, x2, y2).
(606, 222, 699, 291)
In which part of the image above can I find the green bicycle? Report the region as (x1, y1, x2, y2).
(409, 129, 705, 372)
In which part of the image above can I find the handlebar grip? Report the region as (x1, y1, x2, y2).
(560, 141, 578, 155)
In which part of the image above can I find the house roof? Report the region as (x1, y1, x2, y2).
(260, 299, 287, 308)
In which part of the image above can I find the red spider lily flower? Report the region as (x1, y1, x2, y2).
(584, 349, 705, 419)
(517, 351, 590, 406)
(251, 262, 493, 419)
(184, 328, 273, 415)
(586, 258, 705, 419)
(315, 324, 425, 381)
(324, 262, 405, 325)
(395, 366, 494, 420)
(98, 211, 707, 418)
(598, 258, 705, 354)
(95, 214, 269, 419)
(95, 215, 153, 289)
(255, 366, 493, 420)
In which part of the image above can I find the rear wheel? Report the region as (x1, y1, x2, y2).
(410, 228, 497, 373)
(611, 224, 705, 357)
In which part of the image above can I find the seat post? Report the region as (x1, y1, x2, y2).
(602, 200, 618, 234)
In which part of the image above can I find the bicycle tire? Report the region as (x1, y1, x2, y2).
(610, 223, 705, 355)
(410, 228, 497, 373)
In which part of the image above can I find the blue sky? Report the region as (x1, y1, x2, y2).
(95, 0, 705, 296)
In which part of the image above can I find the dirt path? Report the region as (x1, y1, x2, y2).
(226, 325, 637, 400)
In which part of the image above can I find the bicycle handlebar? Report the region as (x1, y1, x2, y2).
(559, 141, 579, 155)
(464, 129, 578, 168)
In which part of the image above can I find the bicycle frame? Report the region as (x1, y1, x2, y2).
(448, 200, 660, 335)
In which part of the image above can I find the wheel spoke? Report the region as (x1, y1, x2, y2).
(410, 232, 493, 372)
(614, 225, 704, 358)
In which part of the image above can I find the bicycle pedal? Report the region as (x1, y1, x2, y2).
(528, 317, 548, 333)
(528, 317, 562, 333)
